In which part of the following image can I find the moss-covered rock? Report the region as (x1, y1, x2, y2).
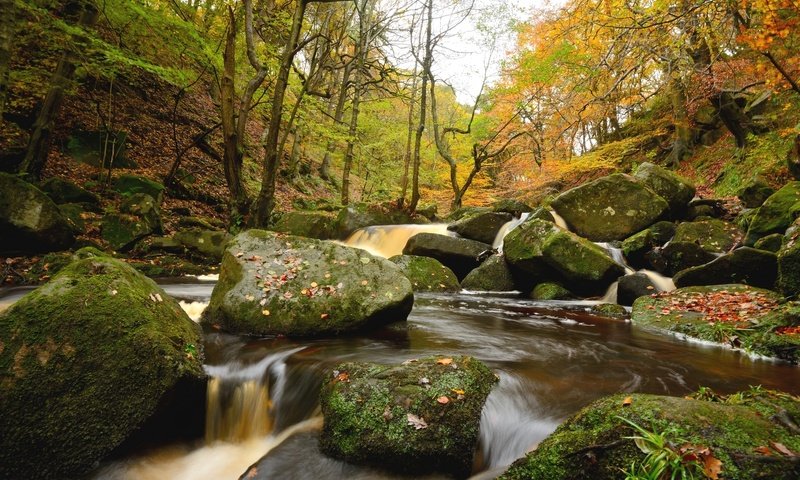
(319, 355, 497, 477)
(121, 193, 163, 234)
(633, 162, 695, 215)
(57, 202, 88, 234)
(113, 174, 165, 204)
(176, 215, 225, 231)
(504, 219, 624, 295)
(617, 273, 659, 306)
(501, 390, 800, 480)
(493, 199, 533, 214)
(673, 219, 743, 253)
(621, 222, 676, 269)
(173, 228, 232, 261)
(461, 254, 516, 291)
(403, 233, 491, 280)
(0, 257, 205, 479)
(273, 210, 338, 240)
(754, 233, 785, 252)
(591, 303, 627, 318)
(448, 211, 513, 245)
(445, 206, 492, 222)
(528, 206, 556, 223)
(646, 241, 717, 276)
(550, 174, 669, 241)
(101, 213, 156, 251)
(738, 176, 776, 209)
(40, 177, 100, 206)
(389, 255, 460, 292)
(777, 237, 800, 297)
(0, 172, 75, 254)
(631, 285, 800, 362)
(745, 181, 800, 246)
(204, 230, 413, 336)
(673, 247, 778, 290)
(530, 282, 573, 300)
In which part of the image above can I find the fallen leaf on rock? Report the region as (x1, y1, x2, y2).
(336, 372, 349, 382)
(311, 282, 318, 288)
(436, 358, 453, 365)
(771, 441, 796, 457)
(622, 396, 633, 407)
(437, 396, 450, 404)
(451, 388, 465, 395)
(755, 445, 773, 456)
(262, 309, 270, 316)
(407, 413, 428, 430)
(320, 313, 329, 320)
(361, 280, 368, 286)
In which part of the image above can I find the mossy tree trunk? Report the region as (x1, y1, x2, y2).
(19, 0, 99, 181)
(0, 0, 12, 120)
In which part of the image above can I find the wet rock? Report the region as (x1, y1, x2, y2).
(320, 355, 497, 477)
(448, 211, 513, 245)
(461, 254, 516, 291)
(0, 256, 205, 479)
(113, 174, 165, 204)
(646, 241, 717, 276)
(621, 222, 676, 269)
(738, 176, 776, 209)
(530, 282, 573, 300)
(632, 162, 695, 216)
(527, 206, 556, 223)
(445, 206, 492, 222)
(501, 390, 800, 480)
(39, 177, 100, 206)
(591, 303, 627, 318)
(754, 233, 785, 252)
(673, 247, 778, 289)
(273, 210, 338, 240)
(630, 284, 800, 361)
(550, 173, 669, 241)
(389, 255, 460, 292)
(503, 219, 624, 295)
(492, 199, 532, 214)
(205, 230, 413, 336)
(617, 273, 658, 306)
(673, 218, 743, 253)
(0, 172, 74, 254)
(403, 233, 490, 280)
(745, 181, 800, 246)
(173, 228, 232, 261)
(335, 203, 426, 238)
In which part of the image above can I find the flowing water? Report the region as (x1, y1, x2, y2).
(342, 224, 453, 258)
(3, 221, 799, 479)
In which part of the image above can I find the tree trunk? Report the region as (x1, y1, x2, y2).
(0, 0, 13, 120)
(221, 6, 248, 219)
(667, 75, 692, 167)
(409, 0, 433, 213)
(253, 0, 309, 227)
(398, 62, 419, 209)
(714, 92, 749, 148)
(19, 0, 99, 180)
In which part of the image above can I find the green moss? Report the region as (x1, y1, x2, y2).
(389, 255, 460, 292)
(673, 219, 743, 253)
(530, 282, 573, 300)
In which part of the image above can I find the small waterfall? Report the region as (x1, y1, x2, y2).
(492, 213, 531, 251)
(549, 210, 569, 230)
(342, 224, 452, 258)
(595, 242, 635, 275)
(204, 347, 304, 444)
(640, 269, 675, 292)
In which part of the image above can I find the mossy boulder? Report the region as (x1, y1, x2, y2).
(631, 285, 800, 362)
(738, 176, 775, 209)
(0, 172, 74, 254)
(591, 303, 627, 318)
(673, 219, 743, 253)
(503, 219, 624, 295)
(121, 193, 162, 233)
(101, 213, 156, 251)
(403, 233, 491, 280)
(777, 237, 800, 297)
(501, 390, 800, 480)
(646, 241, 717, 276)
(673, 247, 778, 290)
(530, 282, 573, 300)
(461, 254, 516, 291)
(448, 211, 513, 245)
(113, 174, 165, 204)
(389, 255, 460, 292)
(528, 206, 556, 223)
(319, 355, 497, 477)
(335, 203, 425, 239)
(754, 233, 785, 252)
(633, 162, 695, 215)
(273, 210, 338, 240)
(445, 206, 492, 222)
(492, 199, 533, 214)
(57, 203, 88, 234)
(173, 228, 232, 261)
(621, 222, 676, 269)
(204, 230, 413, 336)
(745, 181, 800, 246)
(617, 273, 659, 306)
(39, 177, 100, 206)
(0, 257, 205, 479)
(550, 174, 669, 241)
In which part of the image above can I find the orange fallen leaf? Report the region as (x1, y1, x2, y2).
(622, 396, 633, 407)
(770, 441, 796, 457)
(437, 396, 450, 404)
(451, 388, 465, 395)
(336, 372, 349, 382)
(320, 313, 329, 320)
(702, 451, 722, 479)
(437, 358, 453, 365)
(755, 445, 773, 456)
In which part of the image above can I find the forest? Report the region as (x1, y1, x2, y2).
(2, 0, 800, 479)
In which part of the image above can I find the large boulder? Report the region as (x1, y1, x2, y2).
(173, 228, 232, 261)
(403, 233, 490, 280)
(320, 355, 497, 477)
(448, 211, 513, 245)
(101, 195, 164, 252)
(39, 177, 100, 206)
(388, 255, 460, 292)
(113, 174, 165, 204)
(273, 210, 338, 240)
(621, 222, 676, 269)
(503, 219, 624, 295)
(777, 234, 800, 297)
(204, 230, 413, 336)
(673, 247, 778, 289)
(646, 241, 717, 276)
(0, 173, 74, 254)
(461, 254, 516, 291)
(745, 181, 800, 246)
(530, 282, 573, 300)
(501, 390, 800, 480)
(336, 203, 425, 238)
(121, 193, 162, 233)
(738, 176, 775, 209)
(632, 162, 696, 215)
(673, 218, 742, 253)
(631, 285, 800, 362)
(492, 199, 532, 214)
(0, 256, 205, 478)
(550, 174, 669, 241)
(753, 233, 785, 252)
(617, 272, 659, 306)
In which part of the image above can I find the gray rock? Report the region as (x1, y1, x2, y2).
(403, 233, 490, 280)
(633, 162, 695, 215)
(673, 247, 778, 289)
(448, 211, 513, 244)
(617, 273, 658, 306)
(461, 254, 516, 291)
